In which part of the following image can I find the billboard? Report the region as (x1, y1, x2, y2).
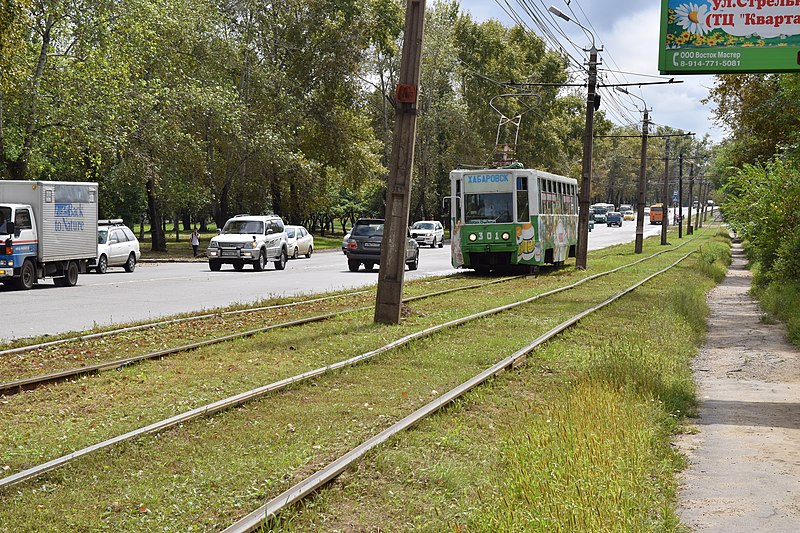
(659, 0, 800, 74)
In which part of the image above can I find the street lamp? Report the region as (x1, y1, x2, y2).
(614, 86, 650, 254)
(549, 5, 598, 270)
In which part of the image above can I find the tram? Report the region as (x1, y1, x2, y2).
(449, 167, 579, 272)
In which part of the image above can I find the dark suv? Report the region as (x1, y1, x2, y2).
(343, 218, 419, 272)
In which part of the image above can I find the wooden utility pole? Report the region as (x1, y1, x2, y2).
(661, 138, 670, 245)
(374, 0, 426, 325)
(635, 109, 649, 254)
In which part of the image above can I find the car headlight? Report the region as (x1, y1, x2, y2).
(209, 240, 219, 249)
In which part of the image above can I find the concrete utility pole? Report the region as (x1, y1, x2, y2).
(687, 164, 694, 235)
(635, 109, 649, 253)
(661, 138, 670, 245)
(678, 153, 683, 239)
(576, 45, 598, 270)
(695, 179, 702, 230)
(374, 0, 426, 325)
(548, 5, 597, 270)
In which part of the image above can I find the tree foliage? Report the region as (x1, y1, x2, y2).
(1, 0, 700, 249)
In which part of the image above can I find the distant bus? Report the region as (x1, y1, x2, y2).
(649, 203, 664, 225)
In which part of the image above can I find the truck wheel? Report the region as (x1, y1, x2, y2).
(254, 250, 266, 271)
(123, 253, 137, 273)
(209, 260, 221, 271)
(274, 249, 287, 270)
(233, 260, 245, 271)
(14, 260, 35, 290)
(55, 261, 79, 287)
(96, 255, 108, 274)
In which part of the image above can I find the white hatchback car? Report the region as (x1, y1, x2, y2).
(285, 225, 314, 259)
(93, 219, 141, 273)
(410, 220, 444, 248)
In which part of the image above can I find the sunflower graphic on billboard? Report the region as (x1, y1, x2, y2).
(659, 0, 800, 73)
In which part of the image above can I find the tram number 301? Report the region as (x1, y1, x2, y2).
(469, 231, 510, 242)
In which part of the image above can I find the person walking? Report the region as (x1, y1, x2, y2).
(190, 227, 200, 257)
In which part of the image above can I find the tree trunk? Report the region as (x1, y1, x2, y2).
(146, 176, 167, 252)
(8, 13, 55, 180)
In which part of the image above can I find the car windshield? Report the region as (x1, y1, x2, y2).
(412, 222, 435, 230)
(98, 229, 108, 244)
(223, 220, 265, 234)
(286, 227, 296, 238)
(351, 222, 384, 237)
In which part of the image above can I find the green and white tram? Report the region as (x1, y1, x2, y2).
(450, 167, 579, 272)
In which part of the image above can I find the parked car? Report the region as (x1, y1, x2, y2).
(285, 225, 314, 259)
(623, 210, 635, 221)
(206, 214, 288, 271)
(343, 218, 419, 272)
(606, 211, 623, 227)
(91, 219, 141, 274)
(410, 220, 444, 248)
(341, 232, 350, 254)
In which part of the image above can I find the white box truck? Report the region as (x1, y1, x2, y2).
(0, 180, 98, 289)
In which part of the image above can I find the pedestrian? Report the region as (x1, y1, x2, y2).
(190, 226, 200, 257)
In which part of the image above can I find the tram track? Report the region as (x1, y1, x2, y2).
(0, 238, 699, 492)
(224, 250, 697, 532)
(0, 276, 522, 395)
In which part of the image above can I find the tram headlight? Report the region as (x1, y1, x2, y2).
(468, 233, 477, 242)
(502, 232, 510, 241)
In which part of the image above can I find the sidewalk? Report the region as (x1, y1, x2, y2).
(677, 242, 800, 531)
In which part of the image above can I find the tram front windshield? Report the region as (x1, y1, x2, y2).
(465, 193, 513, 224)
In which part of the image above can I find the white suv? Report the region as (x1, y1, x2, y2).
(410, 220, 444, 248)
(207, 214, 289, 271)
(92, 219, 141, 274)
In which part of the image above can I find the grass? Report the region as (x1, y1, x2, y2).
(0, 226, 729, 530)
(751, 273, 800, 347)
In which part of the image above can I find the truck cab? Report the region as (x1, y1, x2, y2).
(0, 204, 39, 288)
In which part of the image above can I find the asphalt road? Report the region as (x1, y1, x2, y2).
(1, 217, 665, 342)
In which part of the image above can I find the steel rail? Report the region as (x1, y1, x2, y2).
(0, 290, 373, 357)
(0, 277, 521, 396)
(223, 250, 697, 532)
(0, 246, 685, 490)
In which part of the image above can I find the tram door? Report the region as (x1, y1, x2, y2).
(450, 176, 464, 267)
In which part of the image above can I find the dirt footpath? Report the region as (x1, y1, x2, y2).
(677, 242, 800, 531)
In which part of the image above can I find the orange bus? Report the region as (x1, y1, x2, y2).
(649, 203, 664, 225)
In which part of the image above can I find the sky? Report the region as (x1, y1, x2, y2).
(456, 0, 724, 144)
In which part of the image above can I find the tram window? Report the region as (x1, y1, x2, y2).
(465, 192, 513, 224)
(516, 177, 529, 222)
